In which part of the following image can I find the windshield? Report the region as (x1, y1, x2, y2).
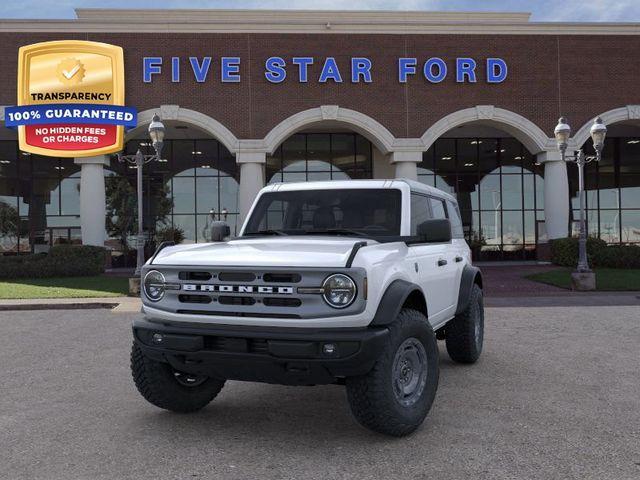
(243, 188, 402, 238)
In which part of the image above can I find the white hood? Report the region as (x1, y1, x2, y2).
(151, 236, 370, 268)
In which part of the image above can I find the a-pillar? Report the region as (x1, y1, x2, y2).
(237, 151, 266, 224)
(538, 151, 569, 239)
(391, 151, 422, 181)
(74, 155, 109, 246)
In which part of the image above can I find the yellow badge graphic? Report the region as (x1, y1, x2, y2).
(5, 40, 136, 158)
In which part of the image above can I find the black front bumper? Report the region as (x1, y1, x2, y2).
(133, 318, 389, 386)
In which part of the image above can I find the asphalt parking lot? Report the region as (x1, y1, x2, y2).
(1, 306, 639, 480)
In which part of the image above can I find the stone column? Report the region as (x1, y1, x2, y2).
(74, 155, 109, 246)
(237, 151, 266, 225)
(538, 151, 569, 240)
(391, 151, 422, 181)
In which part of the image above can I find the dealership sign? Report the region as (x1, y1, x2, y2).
(5, 40, 137, 157)
(142, 56, 508, 84)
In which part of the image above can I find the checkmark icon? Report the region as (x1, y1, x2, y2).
(62, 64, 80, 79)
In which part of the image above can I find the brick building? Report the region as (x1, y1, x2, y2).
(0, 9, 639, 262)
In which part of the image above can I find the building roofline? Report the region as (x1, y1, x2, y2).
(0, 9, 639, 35)
(73, 9, 533, 23)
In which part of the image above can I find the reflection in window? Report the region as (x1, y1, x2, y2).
(0, 144, 83, 253)
(267, 133, 373, 184)
(569, 137, 640, 244)
(418, 137, 544, 260)
(115, 138, 239, 248)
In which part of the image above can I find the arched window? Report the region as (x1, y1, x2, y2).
(418, 137, 544, 260)
(267, 133, 373, 183)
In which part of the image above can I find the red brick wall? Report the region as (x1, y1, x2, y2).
(0, 32, 638, 140)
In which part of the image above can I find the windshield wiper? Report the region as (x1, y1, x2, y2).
(243, 229, 287, 236)
(304, 228, 370, 238)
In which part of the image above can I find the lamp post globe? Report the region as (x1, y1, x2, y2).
(554, 117, 571, 155)
(148, 113, 166, 158)
(590, 116, 607, 154)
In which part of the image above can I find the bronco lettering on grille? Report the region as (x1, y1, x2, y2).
(182, 284, 294, 294)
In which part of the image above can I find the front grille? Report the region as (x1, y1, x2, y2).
(176, 309, 301, 319)
(179, 271, 212, 281)
(219, 296, 256, 306)
(263, 297, 302, 307)
(178, 294, 212, 304)
(202, 336, 271, 354)
(218, 271, 256, 282)
(152, 266, 366, 320)
(263, 273, 301, 283)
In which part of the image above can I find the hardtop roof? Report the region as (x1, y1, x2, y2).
(262, 178, 458, 203)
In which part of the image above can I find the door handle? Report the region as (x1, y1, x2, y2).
(437, 259, 447, 267)
(455, 256, 463, 263)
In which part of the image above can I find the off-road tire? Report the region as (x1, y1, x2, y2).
(131, 342, 225, 413)
(445, 283, 484, 364)
(345, 309, 439, 436)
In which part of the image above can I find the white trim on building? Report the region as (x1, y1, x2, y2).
(1, 9, 640, 35)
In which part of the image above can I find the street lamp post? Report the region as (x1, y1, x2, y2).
(117, 114, 166, 276)
(553, 116, 607, 285)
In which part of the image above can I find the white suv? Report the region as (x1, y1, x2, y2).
(131, 179, 484, 436)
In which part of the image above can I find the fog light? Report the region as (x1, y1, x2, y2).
(323, 343, 337, 355)
(152, 333, 164, 344)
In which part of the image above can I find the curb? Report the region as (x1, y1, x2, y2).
(0, 302, 120, 311)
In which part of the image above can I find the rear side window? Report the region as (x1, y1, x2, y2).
(410, 194, 432, 235)
(429, 198, 447, 219)
(446, 200, 464, 238)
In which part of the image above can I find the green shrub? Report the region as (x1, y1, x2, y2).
(593, 244, 640, 269)
(0, 245, 107, 279)
(550, 237, 640, 268)
(154, 226, 185, 245)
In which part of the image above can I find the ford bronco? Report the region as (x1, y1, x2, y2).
(131, 179, 484, 436)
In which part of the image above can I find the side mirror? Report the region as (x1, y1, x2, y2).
(417, 218, 452, 243)
(209, 221, 231, 242)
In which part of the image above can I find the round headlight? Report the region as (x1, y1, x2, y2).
(143, 270, 166, 302)
(322, 274, 357, 309)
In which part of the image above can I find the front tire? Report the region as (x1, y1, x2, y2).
(345, 309, 439, 436)
(131, 342, 225, 413)
(445, 283, 484, 364)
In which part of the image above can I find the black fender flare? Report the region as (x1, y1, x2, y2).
(370, 279, 426, 326)
(455, 264, 483, 315)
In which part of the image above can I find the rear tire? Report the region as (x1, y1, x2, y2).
(346, 309, 439, 436)
(445, 283, 484, 364)
(131, 342, 225, 413)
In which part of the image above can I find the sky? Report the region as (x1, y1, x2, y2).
(0, 0, 639, 22)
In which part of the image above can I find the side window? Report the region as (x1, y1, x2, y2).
(410, 193, 431, 235)
(429, 197, 447, 220)
(446, 200, 464, 238)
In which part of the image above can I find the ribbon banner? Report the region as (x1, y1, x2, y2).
(5, 104, 137, 128)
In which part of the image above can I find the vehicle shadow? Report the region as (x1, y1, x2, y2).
(126, 345, 498, 445)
